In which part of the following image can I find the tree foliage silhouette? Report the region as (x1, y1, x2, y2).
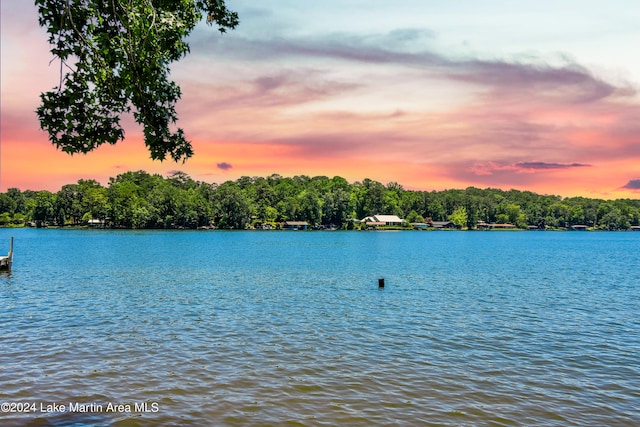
(35, 0, 238, 161)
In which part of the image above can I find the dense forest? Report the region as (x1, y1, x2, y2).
(1, 170, 639, 230)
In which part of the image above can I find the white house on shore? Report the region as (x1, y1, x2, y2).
(361, 214, 404, 226)
(87, 219, 105, 228)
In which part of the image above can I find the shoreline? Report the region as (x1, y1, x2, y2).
(2, 224, 637, 232)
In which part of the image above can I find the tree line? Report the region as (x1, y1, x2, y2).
(1, 170, 639, 230)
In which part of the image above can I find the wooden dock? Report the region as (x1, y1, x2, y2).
(0, 237, 13, 272)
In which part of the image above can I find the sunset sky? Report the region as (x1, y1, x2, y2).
(2, 1, 640, 198)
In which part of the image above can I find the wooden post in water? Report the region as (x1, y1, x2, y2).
(378, 278, 385, 288)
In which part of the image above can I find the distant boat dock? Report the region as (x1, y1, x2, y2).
(0, 237, 13, 271)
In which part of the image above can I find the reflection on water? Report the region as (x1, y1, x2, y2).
(1, 229, 639, 426)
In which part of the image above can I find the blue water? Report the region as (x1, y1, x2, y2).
(1, 229, 639, 426)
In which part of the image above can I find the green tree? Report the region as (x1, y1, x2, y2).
(108, 180, 141, 227)
(70, 180, 110, 221)
(448, 206, 467, 229)
(167, 171, 198, 190)
(55, 183, 84, 225)
(322, 188, 352, 226)
(427, 199, 446, 221)
(298, 190, 322, 225)
(147, 180, 180, 227)
(549, 202, 571, 228)
(277, 197, 301, 222)
(260, 206, 279, 223)
(400, 191, 423, 221)
(214, 181, 250, 229)
(0, 194, 17, 215)
(131, 205, 153, 229)
(11, 213, 27, 226)
(600, 207, 630, 230)
(32, 191, 57, 225)
(405, 210, 424, 224)
(505, 204, 527, 228)
(35, 0, 238, 161)
(496, 213, 509, 224)
(384, 182, 404, 217)
(354, 179, 385, 218)
(0, 213, 12, 226)
(109, 170, 163, 193)
(6, 188, 27, 215)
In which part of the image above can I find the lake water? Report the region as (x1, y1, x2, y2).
(0, 228, 638, 426)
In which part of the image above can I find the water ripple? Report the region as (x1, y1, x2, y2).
(1, 230, 639, 426)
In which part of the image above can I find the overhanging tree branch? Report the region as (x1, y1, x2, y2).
(35, 0, 238, 162)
